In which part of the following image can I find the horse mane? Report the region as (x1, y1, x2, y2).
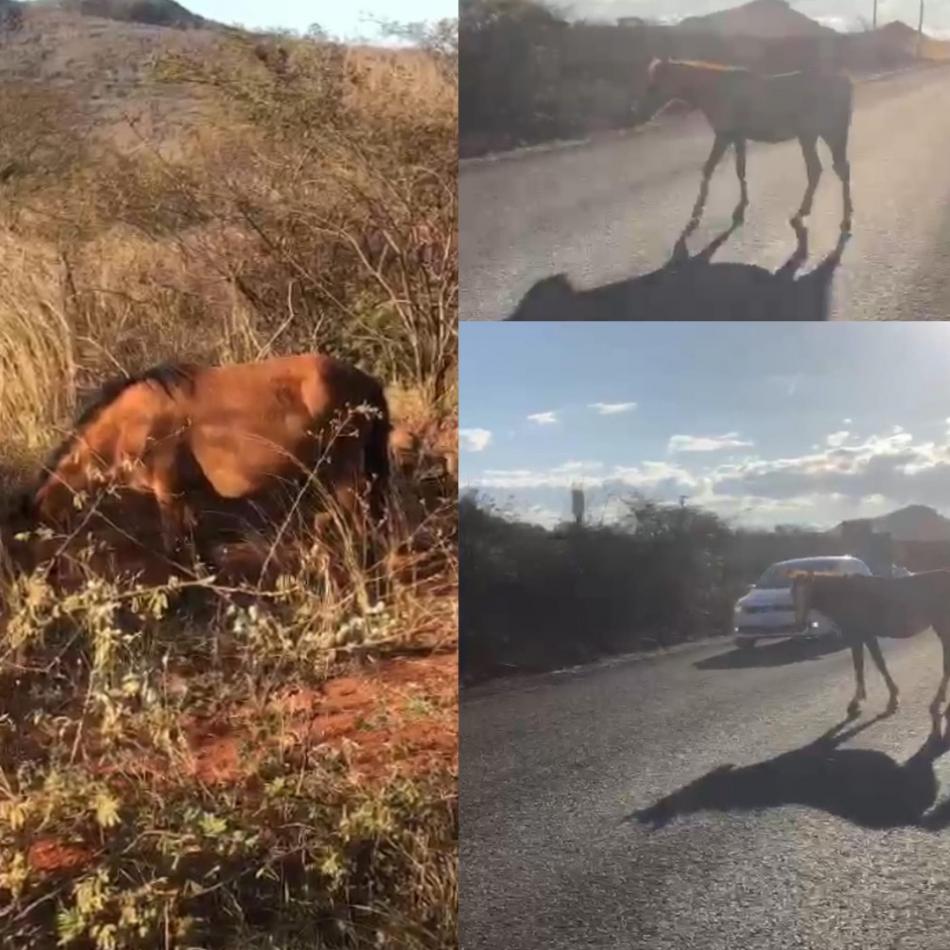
(37, 362, 199, 491)
(666, 59, 747, 73)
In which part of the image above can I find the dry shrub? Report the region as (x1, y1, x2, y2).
(0, 21, 458, 949)
(0, 29, 458, 456)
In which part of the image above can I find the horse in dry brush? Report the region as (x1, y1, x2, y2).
(792, 570, 950, 725)
(635, 58, 854, 236)
(0, 354, 391, 579)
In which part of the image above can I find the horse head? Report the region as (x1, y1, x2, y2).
(0, 485, 40, 585)
(635, 57, 674, 125)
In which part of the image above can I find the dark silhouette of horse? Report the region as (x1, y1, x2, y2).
(792, 570, 950, 722)
(1, 354, 391, 573)
(632, 717, 950, 832)
(634, 58, 854, 236)
(508, 223, 849, 321)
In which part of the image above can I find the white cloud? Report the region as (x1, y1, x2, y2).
(843, 418, 853, 425)
(459, 428, 492, 453)
(471, 459, 700, 494)
(527, 411, 558, 425)
(514, 504, 564, 529)
(464, 425, 950, 530)
(814, 14, 860, 32)
(668, 432, 754, 453)
(825, 430, 851, 448)
(483, 468, 536, 480)
(589, 401, 637, 415)
(710, 430, 935, 504)
(552, 460, 604, 473)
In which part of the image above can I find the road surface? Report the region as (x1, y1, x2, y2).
(460, 66, 950, 321)
(461, 634, 950, 949)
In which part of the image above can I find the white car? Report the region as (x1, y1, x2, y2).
(733, 555, 873, 650)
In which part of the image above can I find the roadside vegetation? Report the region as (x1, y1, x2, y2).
(460, 0, 950, 156)
(0, 13, 458, 949)
(460, 492, 843, 684)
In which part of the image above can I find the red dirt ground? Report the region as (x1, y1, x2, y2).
(184, 650, 458, 785)
(27, 839, 94, 873)
(19, 649, 457, 874)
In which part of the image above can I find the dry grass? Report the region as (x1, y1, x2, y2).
(0, 16, 457, 949)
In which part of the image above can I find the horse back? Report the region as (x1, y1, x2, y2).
(193, 354, 384, 422)
(180, 355, 388, 499)
(848, 571, 950, 638)
(729, 69, 852, 141)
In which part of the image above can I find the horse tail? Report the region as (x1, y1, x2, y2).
(364, 383, 391, 525)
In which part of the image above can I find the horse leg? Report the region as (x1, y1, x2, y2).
(847, 638, 867, 718)
(733, 136, 748, 224)
(792, 134, 822, 225)
(683, 134, 729, 238)
(865, 636, 899, 714)
(152, 479, 196, 563)
(824, 134, 853, 234)
(930, 623, 950, 722)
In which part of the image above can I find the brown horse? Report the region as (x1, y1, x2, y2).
(792, 570, 950, 723)
(2, 354, 391, 570)
(635, 59, 854, 235)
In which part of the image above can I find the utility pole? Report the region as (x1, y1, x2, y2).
(571, 485, 585, 528)
(918, 0, 925, 59)
(873, 0, 877, 30)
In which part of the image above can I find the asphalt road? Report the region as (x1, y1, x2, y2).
(460, 66, 950, 322)
(461, 633, 950, 949)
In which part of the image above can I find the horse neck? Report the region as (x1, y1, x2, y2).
(669, 64, 720, 115)
(807, 579, 833, 616)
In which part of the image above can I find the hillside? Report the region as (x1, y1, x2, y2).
(834, 505, 950, 543)
(855, 20, 950, 61)
(31, 0, 216, 28)
(0, 2, 220, 146)
(676, 0, 832, 39)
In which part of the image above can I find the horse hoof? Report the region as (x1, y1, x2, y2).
(885, 697, 899, 715)
(847, 700, 861, 718)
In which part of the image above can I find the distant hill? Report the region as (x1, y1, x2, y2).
(676, 0, 832, 39)
(0, 0, 235, 144)
(29, 0, 214, 29)
(834, 505, 950, 543)
(855, 20, 950, 62)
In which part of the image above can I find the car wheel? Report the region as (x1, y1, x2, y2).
(735, 638, 757, 650)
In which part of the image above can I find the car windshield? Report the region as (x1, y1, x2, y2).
(755, 560, 854, 589)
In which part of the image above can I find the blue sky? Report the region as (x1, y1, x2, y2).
(460, 323, 950, 529)
(565, 0, 950, 36)
(179, 0, 454, 37)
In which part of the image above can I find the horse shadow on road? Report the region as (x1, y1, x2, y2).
(629, 717, 950, 832)
(695, 636, 845, 671)
(507, 223, 849, 322)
